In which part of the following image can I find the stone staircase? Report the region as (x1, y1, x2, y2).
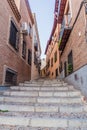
(0, 79, 87, 130)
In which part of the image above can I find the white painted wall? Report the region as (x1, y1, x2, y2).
(41, 58, 46, 70)
(59, 70, 64, 79)
(65, 65, 87, 97)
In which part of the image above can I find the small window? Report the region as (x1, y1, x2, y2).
(44, 69, 45, 74)
(64, 61, 67, 77)
(55, 68, 58, 77)
(52, 72, 54, 76)
(59, 61, 62, 73)
(51, 58, 53, 67)
(9, 20, 19, 50)
(22, 41, 26, 59)
(34, 52, 37, 65)
(28, 49, 32, 65)
(47, 59, 50, 68)
(54, 51, 57, 63)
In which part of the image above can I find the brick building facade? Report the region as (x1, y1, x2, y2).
(45, 0, 60, 79)
(0, 0, 40, 85)
(58, 0, 87, 97)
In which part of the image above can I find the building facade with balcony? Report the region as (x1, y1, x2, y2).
(0, 0, 39, 85)
(31, 13, 41, 80)
(58, 0, 87, 97)
(45, 0, 60, 79)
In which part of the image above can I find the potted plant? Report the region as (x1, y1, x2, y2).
(68, 63, 73, 74)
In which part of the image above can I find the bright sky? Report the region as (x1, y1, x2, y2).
(29, 0, 55, 58)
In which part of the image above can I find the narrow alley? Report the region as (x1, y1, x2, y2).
(0, 0, 87, 129)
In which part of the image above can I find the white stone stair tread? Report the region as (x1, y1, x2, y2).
(0, 103, 87, 113)
(2, 90, 81, 97)
(0, 116, 87, 127)
(0, 126, 87, 130)
(10, 86, 75, 91)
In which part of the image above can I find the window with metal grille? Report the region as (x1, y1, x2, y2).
(22, 41, 26, 59)
(5, 68, 17, 85)
(68, 50, 73, 74)
(54, 51, 57, 63)
(34, 52, 37, 65)
(9, 20, 19, 50)
(28, 49, 32, 65)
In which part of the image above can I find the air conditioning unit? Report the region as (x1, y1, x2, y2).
(36, 51, 40, 58)
(28, 24, 32, 38)
(21, 22, 28, 35)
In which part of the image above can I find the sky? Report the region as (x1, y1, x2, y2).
(29, 0, 55, 59)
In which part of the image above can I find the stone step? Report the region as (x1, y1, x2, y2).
(0, 126, 87, 130)
(0, 96, 36, 103)
(0, 104, 87, 113)
(2, 91, 81, 97)
(1, 110, 87, 119)
(0, 101, 83, 107)
(0, 96, 82, 104)
(0, 116, 87, 127)
(37, 97, 82, 104)
(19, 83, 68, 87)
(10, 86, 74, 91)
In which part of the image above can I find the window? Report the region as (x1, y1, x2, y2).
(55, 68, 58, 77)
(28, 49, 32, 65)
(68, 50, 73, 74)
(52, 72, 54, 76)
(22, 41, 26, 59)
(48, 59, 50, 68)
(44, 69, 45, 74)
(9, 20, 19, 50)
(5, 68, 17, 85)
(34, 42, 38, 51)
(54, 51, 57, 63)
(64, 61, 67, 77)
(59, 61, 62, 73)
(34, 52, 37, 65)
(51, 58, 53, 67)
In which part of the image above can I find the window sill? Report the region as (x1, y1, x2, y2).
(7, 43, 18, 56)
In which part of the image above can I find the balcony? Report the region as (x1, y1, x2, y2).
(58, 18, 72, 52)
(58, 0, 67, 23)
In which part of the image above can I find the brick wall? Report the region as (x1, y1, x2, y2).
(46, 25, 60, 79)
(60, 0, 87, 76)
(0, 0, 33, 85)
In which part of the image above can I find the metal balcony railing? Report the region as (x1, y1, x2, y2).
(58, 16, 72, 51)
